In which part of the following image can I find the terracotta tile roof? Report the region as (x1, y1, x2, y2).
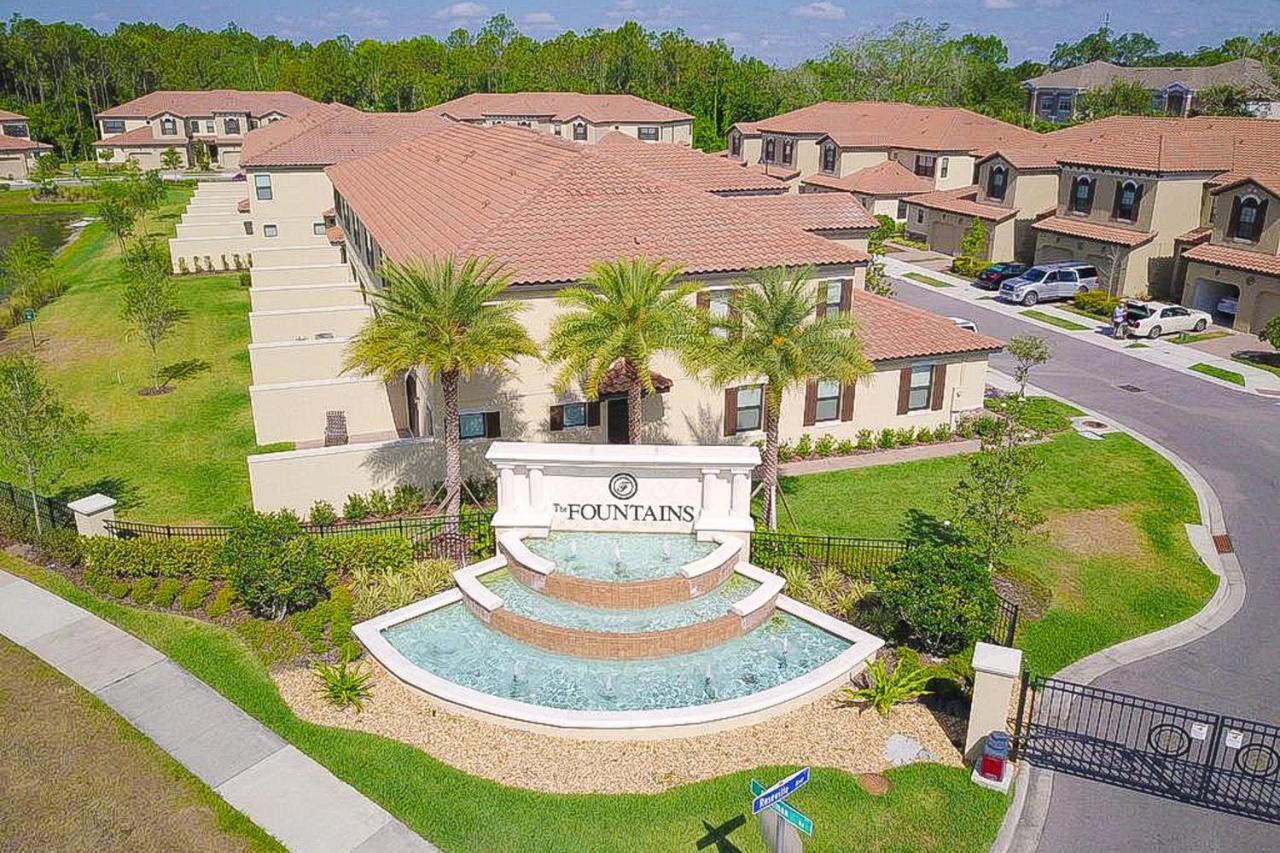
(326, 224, 346, 244)
(728, 192, 877, 232)
(748, 101, 1040, 156)
(240, 104, 452, 168)
(0, 109, 28, 121)
(801, 160, 932, 195)
(853, 291, 1003, 361)
(1032, 215, 1155, 247)
(1182, 243, 1280, 278)
(92, 125, 176, 148)
(905, 186, 1017, 222)
(434, 92, 692, 124)
(1175, 226, 1212, 244)
(598, 361, 672, 396)
(98, 90, 320, 119)
(1208, 172, 1280, 198)
(326, 123, 868, 286)
(731, 120, 762, 136)
(1022, 58, 1275, 97)
(1049, 115, 1280, 174)
(0, 134, 51, 152)
(594, 132, 786, 194)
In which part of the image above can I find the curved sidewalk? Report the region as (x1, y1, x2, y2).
(0, 568, 437, 853)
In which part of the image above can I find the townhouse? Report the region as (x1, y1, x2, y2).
(236, 121, 997, 511)
(93, 89, 320, 170)
(433, 92, 694, 145)
(0, 109, 52, 180)
(1023, 58, 1280, 123)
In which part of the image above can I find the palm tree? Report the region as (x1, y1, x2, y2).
(546, 257, 702, 444)
(343, 256, 537, 517)
(696, 265, 871, 530)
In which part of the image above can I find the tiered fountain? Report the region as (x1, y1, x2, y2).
(355, 442, 882, 736)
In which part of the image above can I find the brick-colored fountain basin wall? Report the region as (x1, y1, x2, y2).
(501, 545, 739, 609)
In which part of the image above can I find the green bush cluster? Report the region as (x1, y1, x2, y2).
(315, 534, 414, 576)
(875, 545, 997, 655)
(336, 484, 429, 523)
(288, 585, 358, 657)
(178, 578, 214, 611)
(153, 578, 183, 608)
(82, 537, 219, 579)
(1073, 290, 1121, 317)
(206, 584, 236, 618)
(350, 559, 454, 620)
(776, 423, 959, 462)
(950, 256, 988, 278)
(218, 509, 325, 618)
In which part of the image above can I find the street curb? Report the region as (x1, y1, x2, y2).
(986, 371, 1248, 853)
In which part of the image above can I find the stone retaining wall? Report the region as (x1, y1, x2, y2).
(502, 545, 738, 608)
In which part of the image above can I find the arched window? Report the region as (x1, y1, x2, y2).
(1231, 194, 1268, 242)
(405, 372, 421, 437)
(730, 131, 741, 157)
(987, 165, 1007, 200)
(160, 117, 176, 135)
(572, 122, 587, 141)
(1070, 176, 1095, 214)
(822, 142, 837, 173)
(764, 137, 776, 163)
(780, 138, 794, 165)
(1113, 180, 1142, 222)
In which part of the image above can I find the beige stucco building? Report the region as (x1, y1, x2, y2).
(0, 109, 52, 180)
(434, 92, 694, 146)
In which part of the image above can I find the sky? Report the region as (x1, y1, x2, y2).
(13, 0, 1276, 66)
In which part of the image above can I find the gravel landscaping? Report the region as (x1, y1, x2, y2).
(274, 661, 963, 794)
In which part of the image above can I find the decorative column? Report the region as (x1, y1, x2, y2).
(497, 465, 515, 510)
(965, 642, 1023, 774)
(729, 469, 751, 517)
(527, 465, 545, 515)
(66, 494, 117, 538)
(700, 468, 720, 518)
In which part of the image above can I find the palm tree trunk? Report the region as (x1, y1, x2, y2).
(626, 372, 642, 445)
(762, 389, 782, 530)
(441, 368, 462, 519)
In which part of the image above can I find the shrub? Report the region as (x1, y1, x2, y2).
(1073, 290, 1120, 317)
(234, 618, 304, 668)
(217, 509, 326, 618)
(932, 423, 953, 442)
(856, 429, 874, 451)
(777, 442, 794, 463)
(130, 576, 156, 605)
(178, 578, 214, 611)
(153, 578, 183, 608)
(350, 559, 454, 620)
(845, 656, 933, 716)
(793, 434, 812, 458)
(0, 504, 35, 543)
(315, 534, 414, 577)
(780, 564, 812, 602)
(835, 438, 855, 456)
(329, 585, 355, 647)
(814, 434, 835, 458)
(950, 256, 988, 278)
(291, 601, 333, 653)
(81, 537, 219, 580)
(206, 584, 236, 618)
(309, 500, 338, 527)
(876, 545, 998, 654)
(895, 427, 915, 446)
(814, 565, 843, 602)
(108, 580, 131, 599)
(877, 428, 896, 449)
(36, 528, 83, 567)
(343, 493, 371, 522)
(313, 655, 374, 711)
(367, 489, 392, 518)
(390, 484, 425, 516)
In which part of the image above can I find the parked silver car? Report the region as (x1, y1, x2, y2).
(998, 262, 1100, 306)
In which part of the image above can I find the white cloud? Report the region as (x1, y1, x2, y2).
(433, 2, 488, 20)
(984, 0, 1018, 8)
(349, 5, 390, 26)
(522, 11, 557, 25)
(792, 1, 845, 20)
(606, 0, 640, 16)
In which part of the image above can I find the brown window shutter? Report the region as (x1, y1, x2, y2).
(1227, 196, 1242, 236)
(484, 411, 501, 438)
(723, 387, 738, 436)
(1111, 180, 1123, 219)
(696, 289, 709, 310)
(586, 401, 601, 427)
(930, 364, 946, 411)
(549, 405, 564, 432)
(840, 382, 856, 421)
(802, 381, 818, 426)
(815, 288, 826, 318)
(1131, 183, 1143, 216)
(839, 279, 853, 313)
(1255, 200, 1270, 239)
(897, 367, 911, 415)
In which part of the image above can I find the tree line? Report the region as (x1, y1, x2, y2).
(3, 14, 1278, 157)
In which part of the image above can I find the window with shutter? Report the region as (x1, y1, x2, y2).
(729, 385, 763, 433)
(814, 380, 840, 422)
(988, 166, 1007, 201)
(723, 387, 738, 436)
(1234, 196, 1266, 242)
(1071, 176, 1094, 214)
(840, 382, 856, 421)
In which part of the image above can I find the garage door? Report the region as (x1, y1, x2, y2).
(1036, 244, 1072, 264)
(930, 222, 965, 256)
(220, 150, 241, 170)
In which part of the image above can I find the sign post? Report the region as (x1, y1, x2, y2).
(22, 307, 36, 351)
(751, 768, 813, 850)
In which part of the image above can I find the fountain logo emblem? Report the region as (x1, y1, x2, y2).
(608, 472, 639, 501)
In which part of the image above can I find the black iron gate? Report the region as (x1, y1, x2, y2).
(1014, 675, 1280, 824)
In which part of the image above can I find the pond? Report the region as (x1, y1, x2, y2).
(0, 212, 78, 255)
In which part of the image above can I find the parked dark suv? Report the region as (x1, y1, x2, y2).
(973, 263, 1028, 290)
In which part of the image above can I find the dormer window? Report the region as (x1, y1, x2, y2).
(1070, 175, 1095, 215)
(730, 131, 741, 157)
(1113, 180, 1142, 222)
(224, 117, 240, 135)
(160, 117, 176, 135)
(637, 126, 659, 141)
(822, 142, 837, 173)
(939, 157, 949, 179)
(764, 138, 776, 163)
(914, 154, 936, 178)
(1230, 195, 1268, 243)
(102, 119, 126, 135)
(987, 165, 1007, 200)
(572, 122, 587, 141)
(781, 138, 794, 166)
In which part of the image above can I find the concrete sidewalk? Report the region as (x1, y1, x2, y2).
(882, 256, 1280, 398)
(0, 569, 436, 853)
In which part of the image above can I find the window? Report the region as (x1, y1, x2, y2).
(1113, 180, 1141, 222)
(1056, 94, 1073, 115)
(562, 402, 588, 428)
(224, 117, 240, 135)
(187, 119, 200, 134)
(1037, 93, 1055, 116)
(254, 173, 272, 201)
(764, 138, 776, 163)
(914, 154, 936, 178)
(915, 207, 924, 225)
(243, 221, 254, 235)
(730, 131, 741, 157)
(822, 281, 844, 316)
(707, 289, 733, 338)
(732, 385, 763, 433)
(1, 122, 27, 137)
(988, 165, 1007, 201)
(550, 401, 599, 431)
(939, 157, 949, 179)
(907, 363, 934, 411)
(263, 224, 278, 238)
(205, 120, 215, 134)
(897, 200, 908, 219)
(1232, 195, 1267, 242)
(814, 380, 841, 422)
(638, 126, 659, 141)
(102, 119, 126, 135)
(822, 142, 837, 173)
(313, 222, 327, 236)
(1070, 176, 1094, 214)
(160, 117, 176, 135)
(554, 124, 562, 136)
(459, 411, 500, 440)
(573, 122, 587, 141)
(249, 117, 259, 130)
(781, 138, 794, 166)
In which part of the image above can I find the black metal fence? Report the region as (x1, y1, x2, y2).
(105, 511, 496, 564)
(0, 480, 76, 532)
(1015, 674, 1280, 824)
(991, 595, 1020, 647)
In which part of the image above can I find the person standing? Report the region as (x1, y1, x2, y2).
(1112, 302, 1127, 339)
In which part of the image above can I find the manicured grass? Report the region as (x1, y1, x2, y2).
(1, 553, 1008, 853)
(776, 432, 1217, 675)
(1188, 362, 1246, 386)
(1018, 309, 1091, 331)
(0, 636, 281, 852)
(0, 185, 257, 522)
(0, 188, 97, 216)
(1233, 354, 1280, 379)
(1055, 303, 1109, 323)
(904, 271, 953, 288)
(1172, 330, 1232, 345)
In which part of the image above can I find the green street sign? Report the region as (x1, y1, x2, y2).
(750, 778, 814, 837)
(22, 308, 35, 323)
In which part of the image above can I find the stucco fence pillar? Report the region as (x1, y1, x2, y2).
(965, 642, 1022, 777)
(66, 494, 117, 538)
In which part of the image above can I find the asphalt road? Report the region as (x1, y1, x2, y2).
(892, 277, 1280, 852)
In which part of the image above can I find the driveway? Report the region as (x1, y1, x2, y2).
(892, 276, 1280, 852)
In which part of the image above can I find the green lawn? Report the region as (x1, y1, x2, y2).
(1233, 354, 1280, 379)
(1, 552, 1008, 853)
(0, 185, 258, 522)
(0, 188, 97, 216)
(1018, 309, 1091, 331)
(776, 432, 1217, 675)
(1188, 362, 1246, 386)
(904, 272, 953, 288)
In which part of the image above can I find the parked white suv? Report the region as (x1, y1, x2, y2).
(1124, 301, 1212, 338)
(998, 262, 1101, 306)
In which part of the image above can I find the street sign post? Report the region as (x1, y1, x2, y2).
(751, 769, 813, 850)
(21, 307, 35, 350)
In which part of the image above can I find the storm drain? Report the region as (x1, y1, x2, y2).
(1213, 534, 1234, 554)
(1118, 384, 1145, 393)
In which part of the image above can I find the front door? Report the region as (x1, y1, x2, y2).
(606, 398, 628, 444)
